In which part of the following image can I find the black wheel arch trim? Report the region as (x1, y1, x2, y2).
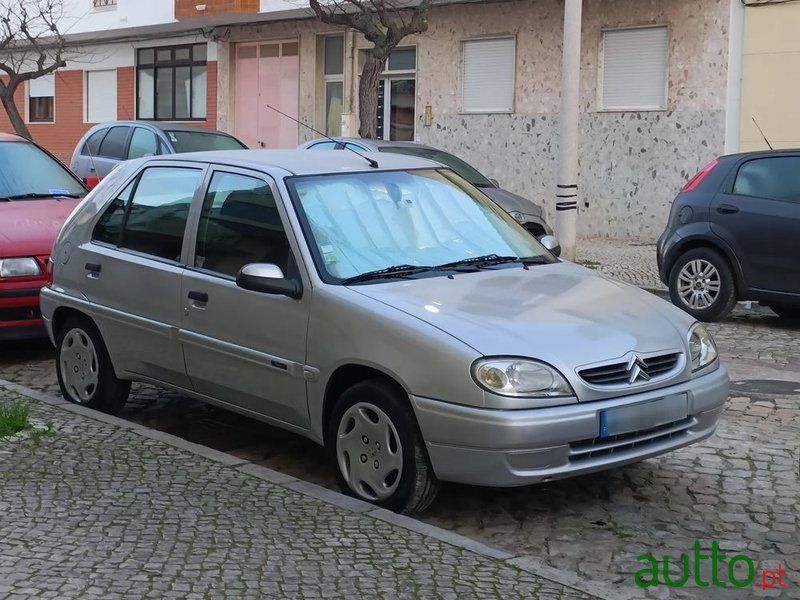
(666, 234, 746, 293)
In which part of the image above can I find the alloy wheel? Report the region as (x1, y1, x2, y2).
(677, 259, 721, 310)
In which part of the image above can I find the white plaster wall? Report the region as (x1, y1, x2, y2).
(59, 0, 176, 36)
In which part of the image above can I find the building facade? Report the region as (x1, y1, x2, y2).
(0, 0, 736, 241)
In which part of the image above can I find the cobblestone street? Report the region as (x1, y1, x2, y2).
(1, 242, 798, 599)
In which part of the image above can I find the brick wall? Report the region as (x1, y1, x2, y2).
(175, 0, 257, 19)
(0, 61, 219, 163)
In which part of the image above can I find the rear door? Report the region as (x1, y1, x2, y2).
(86, 162, 205, 387)
(711, 155, 800, 294)
(179, 167, 311, 426)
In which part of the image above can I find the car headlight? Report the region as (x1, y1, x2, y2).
(472, 358, 574, 397)
(509, 211, 526, 223)
(688, 323, 718, 372)
(0, 257, 41, 278)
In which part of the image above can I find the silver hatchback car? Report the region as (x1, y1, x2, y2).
(41, 150, 728, 513)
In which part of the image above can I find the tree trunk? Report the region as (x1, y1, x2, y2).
(0, 82, 32, 140)
(358, 53, 388, 139)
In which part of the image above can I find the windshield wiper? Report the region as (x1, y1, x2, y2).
(341, 264, 434, 285)
(1, 192, 83, 200)
(434, 254, 551, 271)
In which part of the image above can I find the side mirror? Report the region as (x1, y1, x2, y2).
(236, 263, 302, 299)
(538, 234, 561, 258)
(488, 178, 500, 187)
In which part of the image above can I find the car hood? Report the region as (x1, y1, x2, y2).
(481, 186, 543, 217)
(0, 198, 80, 257)
(350, 261, 694, 369)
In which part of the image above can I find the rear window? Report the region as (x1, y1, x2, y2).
(733, 157, 800, 203)
(165, 131, 246, 153)
(0, 142, 85, 198)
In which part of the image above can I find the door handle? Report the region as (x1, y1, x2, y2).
(188, 290, 208, 303)
(716, 204, 739, 214)
(85, 262, 101, 273)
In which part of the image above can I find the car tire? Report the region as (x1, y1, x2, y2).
(768, 304, 800, 319)
(668, 248, 737, 322)
(327, 378, 440, 514)
(56, 315, 130, 414)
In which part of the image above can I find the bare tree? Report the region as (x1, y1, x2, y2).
(0, 0, 68, 139)
(308, 0, 431, 139)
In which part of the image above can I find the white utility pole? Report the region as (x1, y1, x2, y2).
(555, 0, 583, 261)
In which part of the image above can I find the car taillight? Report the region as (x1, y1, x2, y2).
(45, 257, 54, 287)
(681, 159, 719, 193)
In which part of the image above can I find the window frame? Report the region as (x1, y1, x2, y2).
(185, 165, 299, 282)
(97, 125, 133, 160)
(85, 69, 118, 123)
(598, 24, 670, 112)
(90, 161, 209, 266)
(459, 36, 516, 115)
(322, 35, 345, 137)
(27, 74, 56, 124)
(136, 43, 208, 122)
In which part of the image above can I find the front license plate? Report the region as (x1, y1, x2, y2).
(599, 393, 688, 439)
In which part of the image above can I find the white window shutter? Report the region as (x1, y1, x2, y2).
(602, 27, 668, 110)
(87, 70, 118, 123)
(462, 38, 515, 113)
(29, 73, 55, 98)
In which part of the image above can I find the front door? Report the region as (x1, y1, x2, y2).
(711, 155, 800, 294)
(235, 40, 300, 149)
(179, 167, 310, 426)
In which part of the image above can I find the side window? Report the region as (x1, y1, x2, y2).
(82, 129, 108, 156)
(98, 126, 131, 159)
(194, 172, 290, 278)
(343, 142, 369, 152)
(308, 141, 338, 150)
(119, 167, 202, 261)
(733, 157, 800, 203)
(127, 128, 159, 160)
(92, 180, 135, 245)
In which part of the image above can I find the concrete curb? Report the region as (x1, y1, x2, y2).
(0, 378, 625, 600)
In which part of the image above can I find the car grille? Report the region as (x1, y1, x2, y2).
(579, 352, 681, 386)
(569, 416, 696, 463)
(0, 306, 42, 323)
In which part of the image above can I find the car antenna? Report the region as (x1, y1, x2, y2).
(751, 117, 773, 150)
(265, 104, 379, 169)
(81, 130, 102, 189)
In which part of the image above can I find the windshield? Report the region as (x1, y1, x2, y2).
(166, 131, 247, 153)
(379, 146, 493, 187)
(289, 169, 552, 282)
(0, 141, 85, 199)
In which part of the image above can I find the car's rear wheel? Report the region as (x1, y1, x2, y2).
(56, 315, 130, 414)
(768, 304, 800, 319)
(327, 379, 439, 514)
(669, 248, 737, 321)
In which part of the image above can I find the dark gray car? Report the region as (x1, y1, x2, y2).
(71, 121, 247, 185)
(298, 137, 558, 253)
(657, 150, 800, 321)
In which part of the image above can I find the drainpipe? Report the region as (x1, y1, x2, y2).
(554, 0, 582, 261)
(724, 0, 745, 154)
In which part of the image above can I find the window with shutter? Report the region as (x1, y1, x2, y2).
(601, 26, 669, 111)
(461, 37, 516, 114)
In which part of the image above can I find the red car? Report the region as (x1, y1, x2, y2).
(0, 133, 87, 340)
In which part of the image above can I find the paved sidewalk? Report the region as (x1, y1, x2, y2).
(576, 237, 665, 292)
(0, 383, 607, 600)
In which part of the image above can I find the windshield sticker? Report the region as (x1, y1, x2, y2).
(320, 244, 338, 264)
(48, 189, 71, 196)
(169, 132, 178, 143)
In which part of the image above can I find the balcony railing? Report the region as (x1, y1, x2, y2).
(93, 0, 118, 8)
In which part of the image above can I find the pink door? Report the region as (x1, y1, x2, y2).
(235, 40, 300, 149)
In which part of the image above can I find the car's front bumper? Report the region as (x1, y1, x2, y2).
(0, 282, 46, 340)
(412, 365, 728, 487)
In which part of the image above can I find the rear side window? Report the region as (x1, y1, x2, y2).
(98, 126, 131, 159)
(165, 130, 246, 153)
(733, 157, 800, 203)
(92, 167, 202, 262)
(308, 141, 338, 150)
(82, 130, 108, 157)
